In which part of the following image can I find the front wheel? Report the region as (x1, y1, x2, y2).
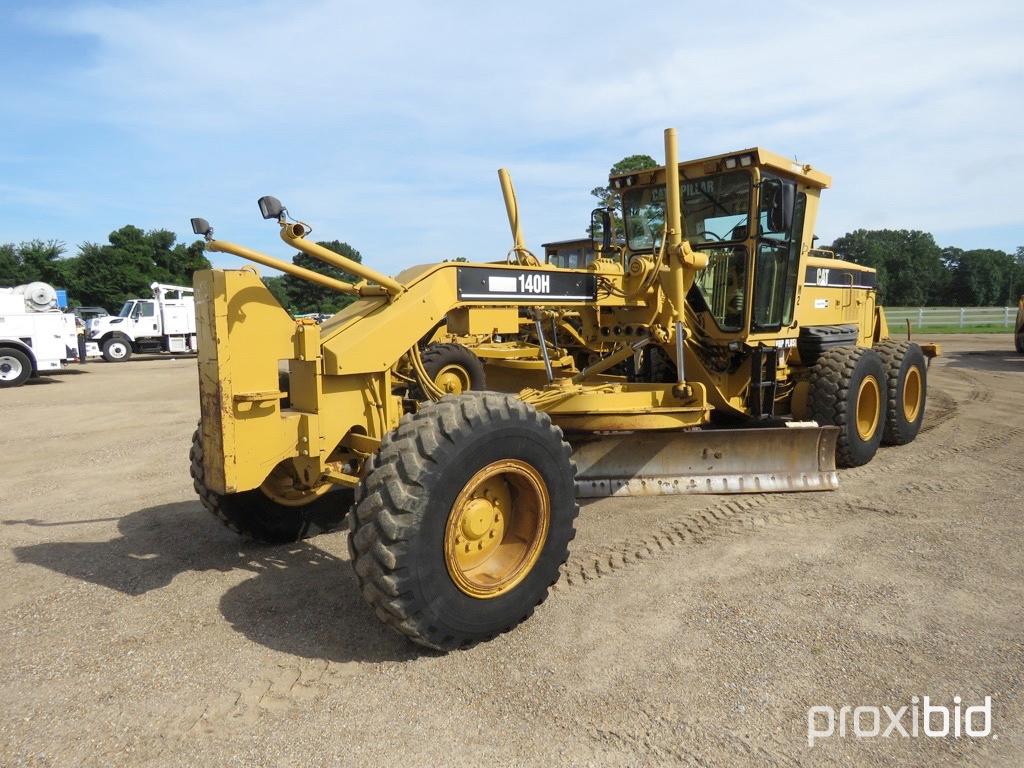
(189, 427, 351, 543)
(349, 392, 578, 650)
(101, 337, 133, 362)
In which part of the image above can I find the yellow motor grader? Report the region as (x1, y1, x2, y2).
(189, 129, 930, 649)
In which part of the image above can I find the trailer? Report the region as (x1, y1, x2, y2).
(0, 282, 79, 388)
(86, 282, 197, 362)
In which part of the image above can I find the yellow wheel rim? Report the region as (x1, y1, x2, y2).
(902, 366, 922, 423)
(434, 364, 471, 394)
(855, 376, 881, 441)
(444, 460, 550, 599)
(260, 461, 333, 507)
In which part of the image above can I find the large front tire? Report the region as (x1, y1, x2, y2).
(809, 346, 888, 468)
(189, 428, 351, 543)
(349, 392, 577, 650)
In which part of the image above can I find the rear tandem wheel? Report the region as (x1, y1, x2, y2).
(874, 339, 927, 446)
(808, 346, 888, 468)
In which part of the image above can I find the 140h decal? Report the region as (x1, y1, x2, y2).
(456, 266, 596, 301)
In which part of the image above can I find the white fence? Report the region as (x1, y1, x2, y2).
(884, 306, 1018, 329)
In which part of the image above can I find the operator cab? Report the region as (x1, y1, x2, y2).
(610, 149, 830, 341)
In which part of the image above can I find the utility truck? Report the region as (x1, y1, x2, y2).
(87, 282, 197, 362)
(0, 282, 79, 388)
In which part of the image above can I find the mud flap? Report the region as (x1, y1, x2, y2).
(571, 425, 839, 497)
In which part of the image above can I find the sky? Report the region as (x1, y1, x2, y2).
(1, 0, 1022, 275)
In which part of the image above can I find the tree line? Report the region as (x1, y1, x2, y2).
(1, 220, 1022, 314)
(831, 230, 1024, 307)
(0, 227, 364, 315)
(0, 226, 210, 310)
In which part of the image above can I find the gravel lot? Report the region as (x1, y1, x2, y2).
(1, 334, 1022, 767)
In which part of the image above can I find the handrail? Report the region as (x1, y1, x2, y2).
(279, 222, 405, 297)
(206, 239, 360, 295)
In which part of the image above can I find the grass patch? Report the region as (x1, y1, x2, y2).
(902, 324, 1016, 334)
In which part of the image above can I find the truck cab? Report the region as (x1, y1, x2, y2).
(87, 283, 197, 362)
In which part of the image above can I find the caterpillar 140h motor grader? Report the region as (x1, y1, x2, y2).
(189, 129, 932, 649)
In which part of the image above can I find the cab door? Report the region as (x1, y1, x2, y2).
(750, 176, 805, 336)
(131, 300, 159, 337)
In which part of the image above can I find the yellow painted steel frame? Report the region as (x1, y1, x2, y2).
(194, 246, 708, 496)
(195, 131, 896, 498)
(195, 268, 391, 496)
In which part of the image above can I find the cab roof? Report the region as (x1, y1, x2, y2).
(609, 148, 831, 189)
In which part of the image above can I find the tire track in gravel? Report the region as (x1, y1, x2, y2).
(590, 702, 805, 768)
(555, 381, 1020, 594)
(170, 659, 350, 736)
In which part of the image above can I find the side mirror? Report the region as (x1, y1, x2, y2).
(590, 208, 613, 251)
(258, 196, 286, 221)
(190, 218, 212, 237)
(763, 179, 795, 234)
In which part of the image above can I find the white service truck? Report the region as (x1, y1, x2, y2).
(87, 282, 197, 362)
(0, 282, 79, 388)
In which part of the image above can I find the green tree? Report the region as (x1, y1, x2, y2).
(589, 154, 658, 239)
(830, 229, 947, 306)
(0, 240, 70, 287)
(263, 275, 290, 309)
(1012, 246, 1024, 300)
(0, 243, 26, 285)
(946, 248, 1018, 306)
(67, 226, 210, 309)
(282, 240, 363, 314)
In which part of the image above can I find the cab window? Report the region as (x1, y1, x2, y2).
(692, 246, 747, 332)
(752, 181, 805, 331)
(682, 171, 751, 244)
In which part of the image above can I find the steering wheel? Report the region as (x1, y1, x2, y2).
(700, 230, 724, 242)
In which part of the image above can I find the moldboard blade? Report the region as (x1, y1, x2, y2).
(571, 425, 839, 497)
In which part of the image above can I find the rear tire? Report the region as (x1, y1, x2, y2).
(874, 339, 927, 445)
(808, 346, 888, 468)
(189, 427, 351, 543)
(1016, 332, 1024, 354)
(102, 336, 133, 362)
(349, 392, 577, 650)
(420, 343, 486, 395)
(0, 347, 32, 388)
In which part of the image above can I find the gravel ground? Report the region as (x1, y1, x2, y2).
(1, 335, 1022, 767)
